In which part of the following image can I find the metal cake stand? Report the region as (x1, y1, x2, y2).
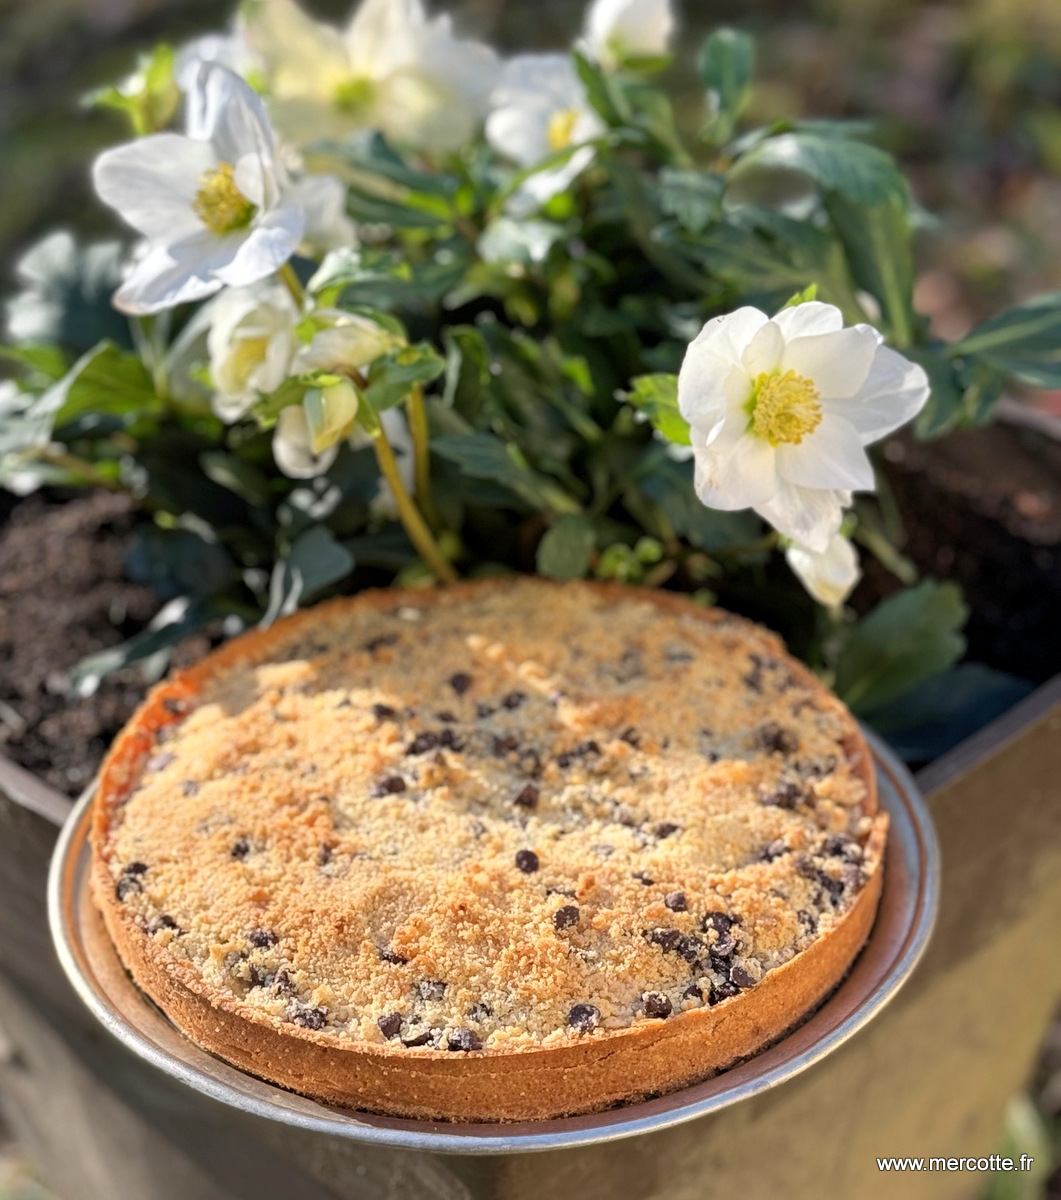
(48, 731, 939, 1155)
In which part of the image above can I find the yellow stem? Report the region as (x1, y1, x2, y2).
(406, 384, 439, 529)
(278, 262, 305, 307)
(372, 421, 457, 583)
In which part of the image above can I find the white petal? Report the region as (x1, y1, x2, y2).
(692, 431, 779, 511)
(273, 404, 339, 478)
(345, 0, 423, 78)
(755, 482, 846, 552)
(291, 175, 357, 252)
(584, 0, 675, 69)
(505, 146, 597, 213)
(741, 320, 784, 377)
(677, 307, 766, 427)
(111, 236, 232, 313)
(213, 205, 303, 287)
(786, 533, 860, 607)
(292, 316, 395, 373)
(243, 0, 351, 99)
(491, 54, 585, 114)
(781, 325, 881, 400)
(775, 414, 876, 491)
(770, 300, 844, 340)
(837, 344, 930, 444)
(93, 135, 214, 241)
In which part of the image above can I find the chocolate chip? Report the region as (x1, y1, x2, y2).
(401, 1029, 436, 1047)
(556, 740, 601, 768)
(372, 703, 397, 721)
(273, 969, 296, 996)
(709, 980, 741, 1004)
(702, 912, 737, 935)
(664, 891, 687, 912)
(149, 915, 180, 934)
(493, 733, 520, 755)
(758, 839, 788, 863)
(756, 723, 799, 755)
(371, 775, 407, 796)
(290, 1005, 327, 1030)
(642, 992, 672, 1019)
(125, 861, 148, 876)
(416, 980, 446, 1002)
(407, 732, 440, 754)
(147, 753, 174, 771)
(318, 844, 333, 867)
(230, 837, 250, 860)
(763, 781, 803, 809)
(436, 711, 457, 723)
(729, 965, 755, 989)
(501, 691, 526, 709)
(447, 1028, 482, 1052)
(568, 1003, 600, 1033)
(682, 983, 703, 1003)
(518, 748, 543, 778)
(181, 779, 199, 796)
(632, 870, 654, 886)
(655, 822, 680, 839)
(553, 905, 579, 930)
(620, 727, 641, 747)
(467, 1002, 492, 1021)
(439, 728, 465, 751)
(378, 1013, 403, 1039)
(818, 871, 845, 903)
(646, 928, 683, 954)
(841, 863, 865, 892)
(378, 947, 408, 965)
(364, 633, 399, 653)
(162, 697, 187, 716)
(676, 934, 704, 962)
(248, 928, 278, 948)
(449, 672, 473, 695)
(476, 702, 496, 719)
(116, 863, 147, 900)
(514, 783, 539, 809)
(515, 849, 539, 873)
(798, 909, 818, 935)
(247, 966, 269, 989)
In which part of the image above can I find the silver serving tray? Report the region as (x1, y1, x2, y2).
(48, 731, 938, 1155)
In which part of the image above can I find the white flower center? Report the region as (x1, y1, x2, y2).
(748, 369, 822, 446)
(193, 164, 257, 236)
(546, 108, 581, 151)
(334, 76, 376, 116)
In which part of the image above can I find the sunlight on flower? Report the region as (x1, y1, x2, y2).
(290, 175, 357, 254)
(486, 55, 604, 213)
(304, 379, 360, 454)
(677, 302, 930, 552)
(208, 283, 300, 420)
(582, 0, 675, 71)
(291, 310, 400, 374)
(786, 532, 861, 608)
(242, 0, 497, 153)
(93, 64, 304, 313)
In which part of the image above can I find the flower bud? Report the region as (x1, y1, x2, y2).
(303, 378, 360, 455)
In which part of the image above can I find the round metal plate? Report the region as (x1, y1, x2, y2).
(48, 731, 938, 1155)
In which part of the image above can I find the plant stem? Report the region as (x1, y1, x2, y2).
(279, 262, 305, 307)
(37, 449, 124, 491)
(372, 421, 457, 583)
(405, 384, 439, 529)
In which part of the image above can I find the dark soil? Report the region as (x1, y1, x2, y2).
(0, 491, 213, 796)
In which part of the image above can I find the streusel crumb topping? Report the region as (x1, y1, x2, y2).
(102, 580, 874, 1053)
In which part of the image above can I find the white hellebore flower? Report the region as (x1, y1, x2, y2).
(486, 55, 605, 213)
(175, 18, 262, 92)
(786, 532, 861, 609)
(290, 175, 357, 254)
(243, 0, 497, 153)
(273, 378, 360, 478)
(93, 63, 304, 314)
(207, 283, 300, 421)
(677, 302, 930, 552)
(291, 310, 400, 375)
(582, 0, 675, 71)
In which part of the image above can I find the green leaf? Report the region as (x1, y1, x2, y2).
(40, 340, 159, 432)
(698, 28, 756, 143)
(639, 456, 762, 550)
(656, 168, 725, 234)
(364, 343, 445, 411)
(536, 513, 596, 579)
(0, 343, 69, 383)
(200, 451, 273, 508)
(950, 291, 1061, 388)
(126, 526, 234, 601)
(826, 191, 915, 346)
(432, 433, 579, 513)
(733, 132, 908, 207)
(833, 580, 968, 715)
(625, 374, 690, 445)
(781, 283, 819, 309)
(573, 49, 630, 126)
(908, 345, 965, 439)
(289, 525, 355, 597)
(442, 326, 490, 418)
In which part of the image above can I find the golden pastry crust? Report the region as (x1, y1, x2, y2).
(91, 578, 885, 1121)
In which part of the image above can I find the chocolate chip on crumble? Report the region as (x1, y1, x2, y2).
(467, 1003, 492, 1022)
(181, 779, 199, 797)
(518, 748, 543, 778)
(372, 703, 397, 721)
(447, 1028, 482, 1052)
(515, 849, 540, 873)
(149, 915, 180, 934)
(378, 1013, 403, 1039)
(553, 905, 579, 930)
(493, 733, 519, 755)
(248, 928, 278, 948)
(763, 781, 803, 809)
(798, 909, 817, 935)
(371, 775, 407, 796)
(632, 870, 654, 885)
(501, 691, 526, 709)
(230, 837, 250, 860)
(401, 1029, 437, 1047)
(682, 983, 703, 1002)
(449, 672, 473, 695)
(116, 862, 147, 900)
(436, 711, 457, 723)
(642, 992, 673, 1019)
(416, 980, 446, 1002)
(654, 822, 680, 839)
(758, 839, 788, 863)
(729, 965, 755, 989)
(407, 731, 441, 754)
(289, 1004, 327, 1030)
(439, 728, 465, 751)
(646, 928, 683, 953)
(318, 844, 333, 866)
(664, 892, 687, 912)
(709, 980, 741, 1004)
(514, 783, 539, 809)
(273, 970, 296, 996)
(364, 633, 399, 653)
(476, 702, 496, 719)
(568, 1003, 600, 1033)
(620, 727, 641, 747)
(378, 947, 408, 965)
(756, 723, 799, 755)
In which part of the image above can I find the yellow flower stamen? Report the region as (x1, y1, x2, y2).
(334, 76, 376, 116)
(546, 108, 580, 151)
(193, 163, 257, 236)
(749, 369, 823, 446)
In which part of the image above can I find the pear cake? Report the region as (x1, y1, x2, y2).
(91, 578, 886, 1121)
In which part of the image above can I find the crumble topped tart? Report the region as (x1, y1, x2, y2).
(91, 578, 886, 1120)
